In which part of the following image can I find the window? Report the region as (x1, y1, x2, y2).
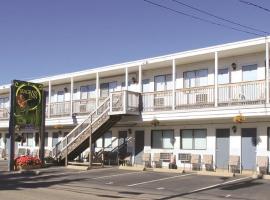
(100, 81, 117, 98)
(95, 131, 112, 148)
(73, 88, 79, 100)
(45, 132, 48, 147)
(0, 133, 2, 147)
(184, 69, 208, 88)
(104, 131, 112, 148)
(242, 64, 257, 81)
(52, 132, 59, 147)
(218, 68, 229, 84)
(180, 129, 207, 150)
(35, 132, 39, 147)
(142, 79, 150, 92)
(151, 130, 174, 149)
(80, 85, 96, 99)
(267, 127, 270, 151)
(0, 97, 9, 107)
(154, 74, 172, 91)
(57, 91, 65, 102)
(80, 86, 88, 99)
(22, 133, 34, 147)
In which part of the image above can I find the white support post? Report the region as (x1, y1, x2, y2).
(214, 52, 218, 107)
(123, 90, 127, 113)
(125, 67, 128, 91)
(266, 39, 269, 104)
(138, 64, 142, 93)
(48, 80, 51, 118)
(172, 59, 176, 110)
(96, 72, 99, 108)
(70, 77, 74, 116)
(109, 93, 113, 113)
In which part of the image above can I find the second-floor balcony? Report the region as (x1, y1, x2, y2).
(142, 79, 266, 112)
(0, 79, 268, 121)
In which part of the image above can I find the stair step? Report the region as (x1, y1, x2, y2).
(68, 162, 89, 166)
(66, 165, 89, 170)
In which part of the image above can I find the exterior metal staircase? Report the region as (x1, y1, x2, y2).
(52, 90, 140, 163)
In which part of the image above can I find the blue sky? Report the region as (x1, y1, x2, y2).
(0, 0, 269, 85)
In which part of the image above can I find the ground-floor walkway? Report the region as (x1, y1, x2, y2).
(0, 161, 270, 200)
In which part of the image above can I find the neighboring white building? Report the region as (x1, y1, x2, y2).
(1, 36, 270, 172)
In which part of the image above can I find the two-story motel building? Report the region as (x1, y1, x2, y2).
(1, 36, 270, 172)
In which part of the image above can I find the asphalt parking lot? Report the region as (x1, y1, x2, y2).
(0, 160, 270, 200)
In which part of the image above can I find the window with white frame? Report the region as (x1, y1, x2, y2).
(44, 132, 48, 147)
(218, 68, 230, 84)
(142, 79, 150, 92)
(180, 129, 207, 150)
(0, 97, 9, 108)
(242, 64, 257, 81)
(183, 69, 208, 88)
(95, 131, 112, 148)
(57, 91, 65, 102)
(22, 133, 34, 147)
(80, 84, 96, 99)
(151, 130, 174, 149)
(100, 81, 117, 98)
(73, 88, 79, 100)
(267, 128, 270, 151)
(0, 133, 2, 147)
(154, 74, 172, 91)
(52, 132, 59, 147)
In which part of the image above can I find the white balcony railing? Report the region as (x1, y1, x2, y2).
(142, 80, 265, 111)
(218, 80, 265, 106)
(73, 98, 96, 115)
(0, 80, 268, 119)
(141, 90, 173, 112)
(0, 108, 8, 119)
(176, 85, 215, 109)
(50, 101, 70, 117)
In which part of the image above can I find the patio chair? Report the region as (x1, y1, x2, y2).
(0, 149, 6, 159)
(191, 154, 201, 171)
(152, 153, 162, 168)
(119, 152, 132, 166)
(229, 155, 240, 173)
(32, 149, 39, 157)
(17, 148, 27, 157)
(142, 153, 151, 168)
(257, 156, 268, 175)
(203, 154, 214, 171)
(44, 149, 52, 158)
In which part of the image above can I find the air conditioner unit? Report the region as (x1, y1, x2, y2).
(196, 94, 208, 103)
(80, 104, 87, 113)
(178, 153, 191, 163)
(154, 97, 165, 107)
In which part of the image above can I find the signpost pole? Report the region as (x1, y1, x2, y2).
(8, 84, 15, 171)
(39, 90, 46, 166)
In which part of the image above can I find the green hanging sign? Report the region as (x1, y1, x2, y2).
(13, 80, 44, 129)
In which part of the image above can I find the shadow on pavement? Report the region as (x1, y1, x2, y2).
(158, 178, 261, 200)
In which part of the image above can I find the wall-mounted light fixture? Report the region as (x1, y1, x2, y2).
(231, 63, 237, 70)
(232, 125, 237, 133)
(131, 77, 137, 84)
(64, 87, 68, 92)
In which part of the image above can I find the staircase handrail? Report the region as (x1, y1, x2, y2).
(52, 96, 110, 158)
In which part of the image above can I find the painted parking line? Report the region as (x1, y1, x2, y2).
(189, 176, 252, 193)
(92, 171, 142, 180)
(127, 173, 192, 187)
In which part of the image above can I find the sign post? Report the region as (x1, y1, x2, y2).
(8, 80, 45, 171)
(8, 85, 15, 171)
